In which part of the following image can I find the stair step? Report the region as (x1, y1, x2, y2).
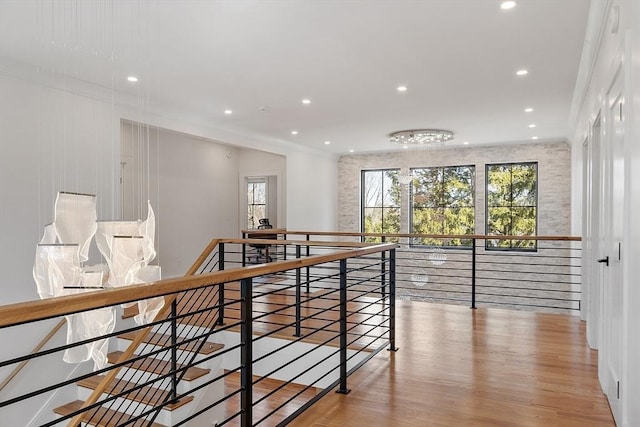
(118, 330, 224, 355)
(54, 400, 167, 427)
(107, 351, 210, 381)
(77, 374, 193, 410)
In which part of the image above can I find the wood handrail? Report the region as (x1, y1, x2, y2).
(67, 238, 222, 427)
(282, 231, 582, 241)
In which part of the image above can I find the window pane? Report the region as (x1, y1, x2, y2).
(382, 170, 401, 207)
(248, 183, 255, 204)
(487, 207, 511, 236)
(511, 164, 537, 206)
(487, 165, 512, 206)
(511, 207, 536, 235)
(382, 207, 401, 234)
(363, 207, 383, 233)
(254, 182, 266, 204)
(363, 172, 383, 207)
(410, 165, 475, 245)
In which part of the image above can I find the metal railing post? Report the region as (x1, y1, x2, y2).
(294, 245, 302, 337)
(336, 259, 351, 394)
(242, 231, 247, 267)
(218, 243, 225, 325)
(388, 249, 398, 352)
(306, 234, 310, 293)
(170, 299, 178, 403)
(471, 238, 477, 309)
(240, 277, 253, 426)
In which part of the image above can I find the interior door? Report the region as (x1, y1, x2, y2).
(585, 117, 602, 348)
(599, 66, 625, 424)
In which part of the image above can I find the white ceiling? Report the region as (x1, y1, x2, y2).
(0, 0, 590, 155)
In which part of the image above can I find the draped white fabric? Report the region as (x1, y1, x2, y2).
(34, 197, 160, 369)
(33, 244, 81, 299)
(32, 244, 114, 369)
(133, 265, 164, 325)
(53, 192, 97, 262)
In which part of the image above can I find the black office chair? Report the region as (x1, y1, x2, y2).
(248, 218, 276, 264)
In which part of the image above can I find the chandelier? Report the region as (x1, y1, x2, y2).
(389, 129, 454, 145)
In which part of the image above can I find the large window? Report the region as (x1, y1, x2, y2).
(247, 178, 266, 229)
(361, 169, 401, 242)
(485, 162, 537, 249)
(411, 165, 475, 246)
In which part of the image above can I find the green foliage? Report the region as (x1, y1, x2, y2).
(486, 163, 537, 249)
(362, 170, 401, 242)
(411, 166, 475, 246)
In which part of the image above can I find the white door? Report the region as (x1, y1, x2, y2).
(584, 117, 602, 348)
(599, 66, 625, 424)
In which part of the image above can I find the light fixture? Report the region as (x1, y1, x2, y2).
(302, 99, 311, 105)
(224, 109, 233, 115)
(516, 69, 528, 76)
(349, 149, 355, 153)
(532, 136, 539, 140)
(389, 129, 454, 145)
(127, 76, 138, 82)
(324, 140, 331, 145)
(397, 85, 408, 92)
(524, 107, 534, 112)
(291, 130, 298, 135)
(528, 124, 536, 128)
(463, 141, 470, 145)
(500, 1, 517, 10)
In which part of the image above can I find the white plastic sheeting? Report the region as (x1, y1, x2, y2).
(53, 192, 97, 262)
(33, 196, 161, 370)
(32, 243, 115, 370)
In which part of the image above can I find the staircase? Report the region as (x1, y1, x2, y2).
(54, 323, 224, 427)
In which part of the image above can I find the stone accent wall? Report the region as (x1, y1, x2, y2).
(338, 141, 572, 236)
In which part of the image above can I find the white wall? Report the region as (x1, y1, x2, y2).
(238, 148, 287, 230)
(0, 73, 120, 427)
(121, 123, 241, 278)
(569, 1, 640, 425)
(286, 150, 338, 232)
(0, 72, 338, 426)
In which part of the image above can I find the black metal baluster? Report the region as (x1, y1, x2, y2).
(171, 299, 178, 403)
(389, 249, 398, 352)
(240, 277, 253, 426)
(336, 259, 351, 394)
(295, 245, 302, 337)
(218, 242, 225, 325)
(471, 238, 477, 309)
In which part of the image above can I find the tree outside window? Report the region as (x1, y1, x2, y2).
(486, 162, 537, 249)
(411, 165, 475, 246)
(247, 179, 266, 229)
(361, 169, 401, 242)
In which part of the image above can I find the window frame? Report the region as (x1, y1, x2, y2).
(360, 168, 401, 242)
(484, 161, 538, 251)
(247, 177, 267, 230)
(409, 164, 476, 249)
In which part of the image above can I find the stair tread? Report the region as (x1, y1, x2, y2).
(118, 330, 224, 355)
(78, 374, 193, 410)
(107, 351, 210, 381)
(54, 400, 167, 427)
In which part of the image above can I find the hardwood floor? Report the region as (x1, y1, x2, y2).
(289, 301, 614, 427)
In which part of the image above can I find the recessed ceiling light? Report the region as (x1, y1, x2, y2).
(524, 107, 534, 112)
(403, 146, 409, 149)
(291, 130, 298, 135)
(127, 76, 138, 82)
(324, 140, 331, 145)
(349, 149, 355, 153)
(397, 85, 408, 92)
(501, 1, 517, 10)
(302, 99, 311, 105)
(224, 109, 233, 115)
(516, 69, 529, 76)
(463, 141, 470, 145)
(532, 136, 539, 140)
(528, 124, 536, 128)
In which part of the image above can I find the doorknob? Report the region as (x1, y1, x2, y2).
(597, 256, 609, 267)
